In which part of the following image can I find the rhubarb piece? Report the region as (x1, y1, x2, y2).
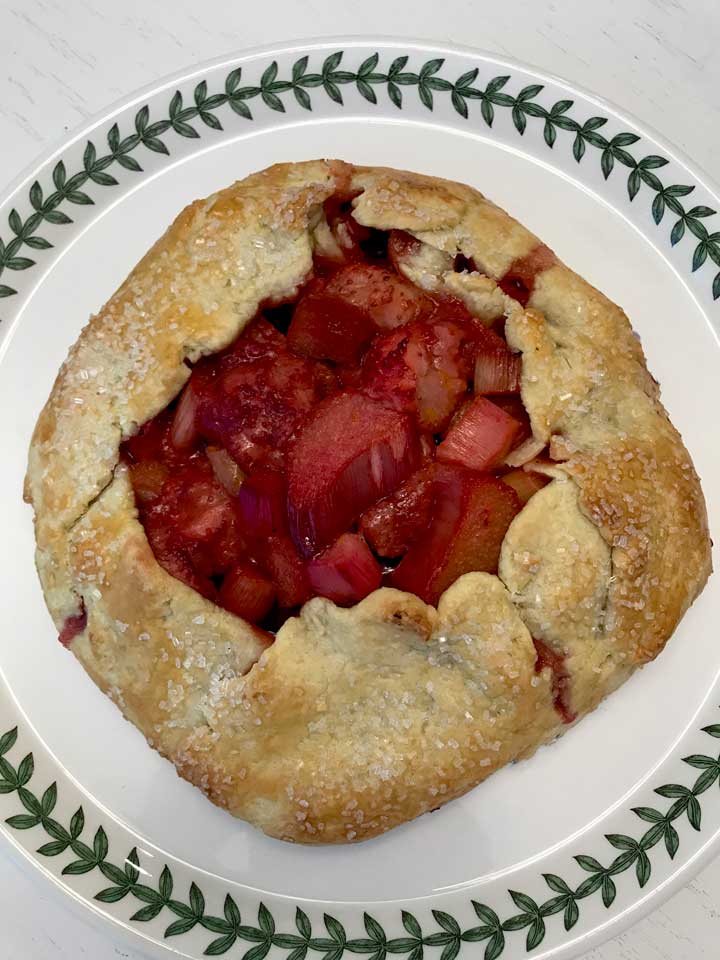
(288, 281, 377, 363)
(128, 460, 169, 502)
(360, 467, 434, 557)
(390, 467, 521, 605)
(322, 263, 432, 330)
(533, 638, 576, 724)
(206, 447, 245, 496)
(287, 392, 422, 555)
(219, 562, 276, 623)
(260, 535, 312, 608)
(498, 244, 556, 306)
(474, 330, 522, 394)
(308, 533, 382, 605)
(170, 378, 202, 450)
(501, 468, 549, 504)
(236, 469, 288, 539)
(437, 396, 523, 472)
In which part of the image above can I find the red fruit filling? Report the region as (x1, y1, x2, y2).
(533, 638, 576, 724)
(121, 208, 548, 634)
(498, 244, 556, 306)
(59, 604, 87, 647)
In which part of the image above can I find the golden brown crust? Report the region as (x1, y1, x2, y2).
(25, 160, 711, 843)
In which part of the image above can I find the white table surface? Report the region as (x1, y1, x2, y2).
(1, 0, 719, 957)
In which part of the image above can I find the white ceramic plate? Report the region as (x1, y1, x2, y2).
(1, 38, 719, 960)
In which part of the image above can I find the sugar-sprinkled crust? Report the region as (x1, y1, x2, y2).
(24, 160, 711, 843)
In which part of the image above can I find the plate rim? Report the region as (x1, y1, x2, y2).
(1, 35, 719, 960)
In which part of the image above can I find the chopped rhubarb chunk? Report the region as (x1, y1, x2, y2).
(322, 264, 432, 330)
(501, 468, 549, 504)
(206, 447, 245, 496)
(308, 533, 382, 605)
(437, 397, 523, 472)
(237, 469, 288, 539)
(474, 333, 522, 394)
(170, 379, 202, 450)
(360, 467, 434, 557)
(499, 244, 556, 305)
(260, 535, 312, 608)
(390, 467, 521, 605)
(288, 282, 377, 363)
(59, 604, 87, 647)
(533, 638, 576, 724)
(287, 392, 422, 556)
(128, 460, 169, 502)
(219, 561, 276, 623)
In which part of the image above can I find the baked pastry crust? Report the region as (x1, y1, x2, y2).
(24, 160, 711, 843)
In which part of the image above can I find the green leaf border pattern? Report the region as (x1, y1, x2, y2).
(2, 719, 720, 956)
(0, 51, 719, 304)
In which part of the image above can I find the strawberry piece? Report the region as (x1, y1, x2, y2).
(390, 467, 521, 605)
(59, 604, 87, 647)
(322, 263, 432, 330)
(360, 467, 434, 557)
(288, 281, 377, 363)
(128, 460, 170, 503)
(499, 244, 556, 306)
(237, 468, 288, 539)
(260, 535, 312, 608)
(219, 561, 276, 623)
(501, 468, 549, 504)
(287, 392, 422, 556)
(322, 197, 371, 264)
(308, 533, 382, 605)
(437, 397, 523, 472)
(533, 638, 576, 724)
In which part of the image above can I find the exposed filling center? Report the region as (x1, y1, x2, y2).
(121, 200, 554, 643)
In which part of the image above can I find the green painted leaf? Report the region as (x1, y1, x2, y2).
(639, 155, 669, 169)
(584, 116, 608, 130)
(564, 899, 579, 931)
(325, 915, 346, 944)
(687, 205, 716, 218)
(517, 84, 544, 101)
(0, 728, 17, 756)
(288, 948, 309, 960)
(168, 899, 194, 919)
(133, 883, 162, 905)
(242, 944, 271, 960)
(606, 834, 638, 850)
(688, 795, 702, 829)
(204, 932, 238, 956)
(636, 851, 651, 887)
(652, 193, 665, 223)
(420, 58, 444, 78)
(520, 102, 546, 119)
(633, 806, 664, 822)
(194, 80, 208, 106)
(461, 927, 494, 943)
(257, 902, 274, 936)
(296, 906, 311, 939)
(42, 818, 69, 843)
(486, 75, 509, 94)
(125, 846, 140, 883)
(425, 932, 454, 946)
(18, 786, 42, 816)
(573, 134, 586, 163)
(6, 814, 39, 829)
(93, 826, 108, 861)
(601, 149, 614, 179)
(664, 183, 693, 196)
(433, 911, 461, 936)
(481, 100, 494, 127)
(639, 169, 662, 191)
(357, 81, 376, 105)
(575, 874, 604, 898)
(5, 257, 35, 270)
(640, 821, 666, 849)
(99, 862, 127, 886)
(388, 56, 409, 77)
(364, 914, 385, 943)
(67, 191, 93, 205)
(440, 940, 460, 960)
(387, 83, 402, 109)
(95, 885, 129, 903)
(671, 219, 686, 246)
(107, 124, 120, 152)
(583, 130, 608, 148)
(202, 917, 233, 934)
(472, 903, 500, 928)
(172, 120, 199, 138)
(0, 757, 16, 784)
(553, 115, 578, 131)
(188, 881, 205, 917)
(0, 286, 15, 298)
(29, 181, 44, 210)
(612, 147, 636, 168)
(665, 822, 680, 858)
(165, 916, 198, 937)
(323, 82, 342, 105)
(402, 911, 421, 939)
(543, 874, 571, 894)
(143, 137, 170, 155)
(526, 918, 545, 951)
(322, 51, 344, 74)
(509, 891, 539, 914)
(225, 67, 243, 94)
(131, 902, 164, 922)
(83, 142, 97, 171)
(8, 209, 22, 235)
(24, 235, 53, 251)
(502, 914, 532, 933)
(485, 931, 505, 960)
(512, 106, 526, 135)
(36, 839, 69, 857)
(456, 68, 479, 88)
(43, 209, 72, 225)
(358, 54, 379, 77)
(157, 864, 173, 900)
(693, 243, 708, 272)
(199, 111, 223, 131)
(543, 121, 556, 148)
(612, 132, 640, 146)
(275, 935, 306, 949)
(229, 97, 253, 120)
(539, 896, 567, 917)
(656, 784, 691, 798)
(601, 875, 616, 908)
(418, 84, 433, 111)
(688, 218, 709, 241)
(62, 859, 97, 876)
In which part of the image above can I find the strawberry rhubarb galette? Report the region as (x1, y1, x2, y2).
(25, 161, 711, 843)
